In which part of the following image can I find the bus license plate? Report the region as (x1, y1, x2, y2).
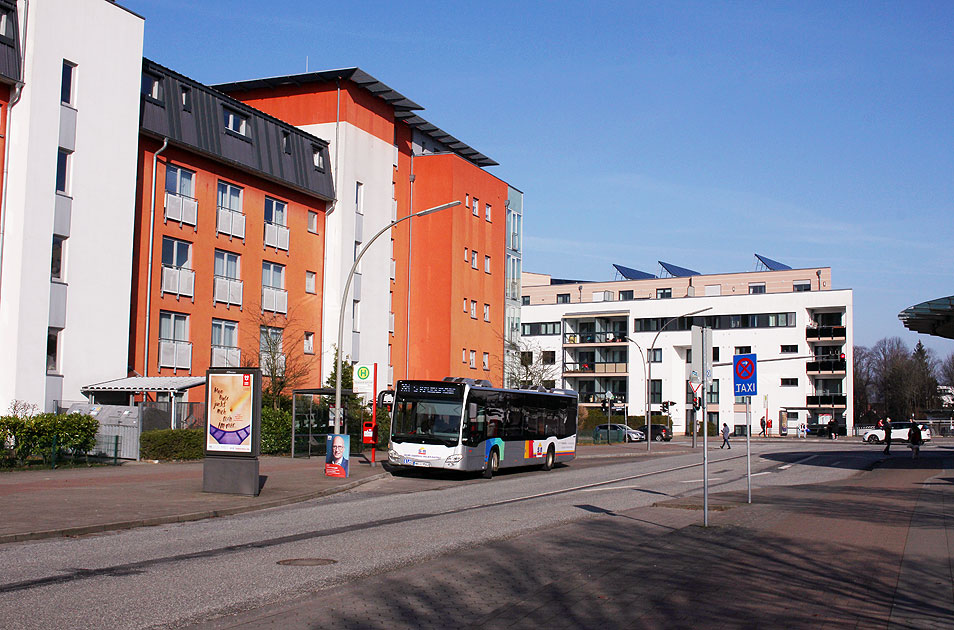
(412, 461, 429, 467)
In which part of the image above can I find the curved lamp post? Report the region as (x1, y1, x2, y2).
(333, 200, 461, 433)
(641, 306, 711, 452)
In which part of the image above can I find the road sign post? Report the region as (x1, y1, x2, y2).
(734, 353, 757, 504)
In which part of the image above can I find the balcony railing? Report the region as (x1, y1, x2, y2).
(164, 192, 198, 226)
(161, 265, 195, 298)
(264, 222, 289, 251)
(564, 331, 628, 344)
(262, 285, 288, 314)
(158, 339, 192, 370)
(563, 361, 628, 374)
(217, 206, 246, 239)
(806, 326, 846, 340)
(806, 394, 847, 407)
(807, 359, 847, 373)
(577, 392, 628, 404)
(213, 276, 243, 307)
(211, 345, 241, 368)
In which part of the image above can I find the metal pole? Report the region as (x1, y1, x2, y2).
(334, 201, 460, 433)
(746, 396, 752, 503)
(702, 332, 709, 527)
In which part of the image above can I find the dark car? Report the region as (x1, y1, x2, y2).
(593, 424, 645, 443)
(635, 424, 672, 442)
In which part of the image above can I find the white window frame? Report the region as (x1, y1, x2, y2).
(264, 197, 287, 227)
(471, 250, 478, 270)
(469, 350, 476, 369)
(470, 300, 477, 319)
(262, 261, 285, 289)
(224, 107, 248, 136)
(305, 270, 316, 294)
(166, 164, 196, 198)
(485, 203, 491, 222)
(484, 303, 490, 322)
(472, 197, 479, 217)
(482, 352, 489, 371)
(484, 255, 491, 274)
(308, 211, 319, 233)
(304, 331, 315, 354)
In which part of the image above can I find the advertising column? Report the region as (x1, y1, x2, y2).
(203, 368, 262, 496)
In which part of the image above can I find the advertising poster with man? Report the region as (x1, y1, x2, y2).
(325, 434, 350, 477)
(206, 372, 254, 453)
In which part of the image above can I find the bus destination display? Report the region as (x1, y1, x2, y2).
(397, 381, 465, 399)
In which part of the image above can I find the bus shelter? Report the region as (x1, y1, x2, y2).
(291, 387, 352, 458)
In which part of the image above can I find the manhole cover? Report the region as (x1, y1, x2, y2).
(277, 558, 337, 566)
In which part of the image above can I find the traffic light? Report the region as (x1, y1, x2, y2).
(692, 396, 701, 411)
(661, 401, 670, 413)
(601, 400, 607, 412)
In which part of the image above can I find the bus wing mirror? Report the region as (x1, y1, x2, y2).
(468, 402, 477, 420)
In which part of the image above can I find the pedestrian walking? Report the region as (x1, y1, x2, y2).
(908, 423, 922, 460)
(759, 416, 766, 437)
(883, 417, 892, 455)
(720, 423, 731, 449)
(828, 417, 837, 440)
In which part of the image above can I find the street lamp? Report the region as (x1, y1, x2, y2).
(333, 200, 461, 433)
(624, 336, 647, 442)
(641, 306, 711, 452)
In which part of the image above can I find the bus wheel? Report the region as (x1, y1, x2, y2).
(543, 445, 555, 471)
(483, 449, 499, 479)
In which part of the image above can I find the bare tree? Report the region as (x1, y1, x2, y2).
(939, 352, 954, 390)
(871, 337, 913, 420)
(852, 345, 875, 424)
(503, 337, 561, 389)
(242, 301, 319, 408)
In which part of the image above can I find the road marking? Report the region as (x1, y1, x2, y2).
(779, 455, 819, 470)
(751, 471, 772, 477)
(580, 485, 641, 492)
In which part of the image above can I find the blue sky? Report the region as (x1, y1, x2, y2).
(122, 0, 954, 357)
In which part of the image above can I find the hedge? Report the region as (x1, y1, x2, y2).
(261, 407, 292, 455)
(0, 413, 98, 466)
(140, 429, 204, 461)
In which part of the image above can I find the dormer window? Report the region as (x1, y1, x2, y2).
(224, 108, 247, 136)
(141, 73, 161, 101)
(313, 146, 325, 170)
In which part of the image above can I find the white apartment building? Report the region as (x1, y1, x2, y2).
(520, 258, 853, 436)
(0, 0, 144, 412)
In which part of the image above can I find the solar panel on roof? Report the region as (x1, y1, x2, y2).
(658, 261, 700, 277)
(755, 254, 792, 271)
(613, 264, 656, 280)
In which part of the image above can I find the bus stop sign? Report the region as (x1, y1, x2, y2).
(733, 354, 758, 396)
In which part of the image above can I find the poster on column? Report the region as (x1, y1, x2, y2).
(205, 369, 261, 455)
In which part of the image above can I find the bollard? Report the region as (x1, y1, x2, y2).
(113, 435, 120, 466)
(51, 435, 57, 470)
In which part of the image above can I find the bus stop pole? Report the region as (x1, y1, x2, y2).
(371, 363, 377, 466)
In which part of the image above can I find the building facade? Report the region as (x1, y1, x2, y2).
(520, 261, 853, 435)
(0, 0, 144, 412)
(215, 70, 514, 390)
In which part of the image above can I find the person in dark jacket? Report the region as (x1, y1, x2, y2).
(883, 417, 892, 455)
(828, 417, 837, 440)
(908, 423, 922, 460)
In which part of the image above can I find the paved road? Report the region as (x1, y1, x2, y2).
(0, 442, 886, 629)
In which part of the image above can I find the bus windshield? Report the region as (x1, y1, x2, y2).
(392, 398, 463, 446)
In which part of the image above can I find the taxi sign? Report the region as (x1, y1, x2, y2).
(733, 354, 757, 396)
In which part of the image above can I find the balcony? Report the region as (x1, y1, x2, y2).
(213, 276, 243, 307)
(264, 222, 289, 251)
(211, 345, 241, 368)
(164, 192, 198, 227)
(158, 339, 192, 370)
(807, 359, 847, 374)
(161, 265, 195, 299)
(806, 326, 846, 341)
(217, 206, 246, 239)
(563, 361, 628, 375)
(577, 392, 628, 405)
(564, 331, 628, 345)
(262, 285, 288, 314)
(806, 394, 847, 408)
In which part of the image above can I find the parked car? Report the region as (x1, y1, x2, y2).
(635, 424, 672, 442)
(594, 424, 645, 443)
(862, 421, 932, 444)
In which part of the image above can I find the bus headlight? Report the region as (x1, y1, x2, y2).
(388, 449, 400, 461)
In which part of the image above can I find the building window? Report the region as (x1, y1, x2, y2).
(469, 350, 476, 369)
(522, 322, 561, 336)
(706, 379, 719, 405)
(51, 236, 65, 281)
(522, 296, 530, 306)
(484, 255, 491, 273)
(781, 378, 798, 387)
(471, 250, 478, 269)
(521, 351, 532, 366)
(223, 108, 248, 136)
(793, 281, 812, 292)
(141, 72, 161, 101)
(211, 319, 238, 347)
(472, 198, 479, 217)
(159, 311, 189, 341)
(162, 237, 190, 270)
(464, 247, 469, 262)
(181, 86, 192, 111)
(748, 283, 766, 295)
(542, 351, 555, 365)
(781, 344, 798, 353)
(542, 380, 556, 389)
(556, 293, 570, 304)
(0, 10, 12, 38)
(465, 193, 470, 208)
(463, 297, 468, 312)
(305, 271, 316, 294)
(712, 347, 720, 362)
(485, 203, 492, 222)
(483, 303, 490, 322)
(355, 182, 364, 214)
(482, 352, 490, 370)
(313, 146, 324, 170)
(650, 379, 662, 405)
(304, 332, 315, 354)
(264, 197, 287, 227)
(462, 348, 467, 364)
(260, 326, 284, 375)
(262, 261, 285, 289)
(649, 348, 662, 363)
(61, 61, 76, 105)
(470, 300, 477, 319)
(47, 328, 60, 374)
(308, 211, 319, 233)
(214, 250, 240, 280)
(166, 164, 195, 198)
(656, 288, 672, 299)
(734, 346, 751, 355)
(56, 149, 70, 194)
(217, 181, 243, 212)
(619, 290, 633, 301)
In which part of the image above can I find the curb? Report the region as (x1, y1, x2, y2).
(0, 472, 390, 545)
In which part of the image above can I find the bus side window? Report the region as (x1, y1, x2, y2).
(464, 400, 486, 446)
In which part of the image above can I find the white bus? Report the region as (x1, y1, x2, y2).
(388, 378, 578, 478)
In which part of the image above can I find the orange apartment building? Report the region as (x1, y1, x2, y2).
(215, 69, 514, 390)
(128, 60, 335, 403)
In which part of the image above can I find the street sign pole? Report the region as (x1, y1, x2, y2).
(733, 353, 758, 506)
(702, 326, 709, 527)
(746, 395, 751, 503)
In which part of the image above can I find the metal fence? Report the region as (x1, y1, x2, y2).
(141, 401, 206, 431)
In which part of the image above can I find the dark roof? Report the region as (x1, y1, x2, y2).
(755, 254, 792, 271)
(658, 261, 700, 278)
(613, 264, 656, 280)
(899, 296, 954, 339)
(213, 68, 497, 168)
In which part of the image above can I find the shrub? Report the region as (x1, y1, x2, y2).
(261, 407, 292, 455)
(0, 412, 98, 466)
(140, 429, 204, 461)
